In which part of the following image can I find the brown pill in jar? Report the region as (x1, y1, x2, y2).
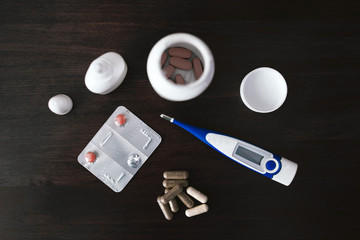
(163, 171, 189, 180)
(192, 58, 203, 79)
(163, 179, 188, 188)
(175, 74, 186, 85)
(169, 57, 192, 70)
(161, 52, 167, 67)
(168, 47, 192, 58)
(162, 65, 175, 78)
(160, 184, 183, 204)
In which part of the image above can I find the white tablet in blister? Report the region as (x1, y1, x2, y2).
(77, 106, 161, 192)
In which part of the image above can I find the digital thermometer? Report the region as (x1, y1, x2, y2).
(160, 114, 298, 186)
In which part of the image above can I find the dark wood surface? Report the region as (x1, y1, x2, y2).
(1, 0, 359, 239)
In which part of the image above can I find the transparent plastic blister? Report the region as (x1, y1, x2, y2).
(78, 106, 161, 192)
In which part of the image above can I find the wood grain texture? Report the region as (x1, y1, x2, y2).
(1, 0, 359, 239)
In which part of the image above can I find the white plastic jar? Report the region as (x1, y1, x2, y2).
(147, 33, 215, 101)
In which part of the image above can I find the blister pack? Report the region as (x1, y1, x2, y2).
(77, 106, 161, 192)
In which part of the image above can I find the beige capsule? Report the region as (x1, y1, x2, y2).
(163, 179, 188, 188)
(163, 171, 189, 179)
(186, 186, 208, 203)
(160, 184, 183, 204)
(157, 197, 173, 220)
(177, 191, 194, 208)
(165, 189, 179, 213)
(185, 204, 209, 217)
(163, 171, 189, 180)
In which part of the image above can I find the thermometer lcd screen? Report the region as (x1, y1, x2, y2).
(234, 146, 263, 165)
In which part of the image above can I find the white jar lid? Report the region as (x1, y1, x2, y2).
(240, 67, 288, 113)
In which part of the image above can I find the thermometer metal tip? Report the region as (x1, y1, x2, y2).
(160, 114, 174, 122)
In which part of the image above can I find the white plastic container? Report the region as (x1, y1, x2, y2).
(240, 67, 288, 113)
(85, 52, 127, 95)
(147, 33, 215, 101)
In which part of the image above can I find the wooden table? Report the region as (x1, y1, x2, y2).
(1, 0, 359, 239)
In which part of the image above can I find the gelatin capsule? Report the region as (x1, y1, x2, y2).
(162, 65, 175, 78)
(177, 191, 194, 208)
(175, 74, 186, 85)
(186, 186, 208, 203)
(169, 57, 192, 70)
(185, 204, 209, 217)
(163, 179, 188, 188)
(168, 47, 192, 58)
(163, 171, 189, 179)
(160, 184, 183, 204)
(165, 189, 179, 213)
(157, 197, 173, 220)
(192, 57, 203, 79)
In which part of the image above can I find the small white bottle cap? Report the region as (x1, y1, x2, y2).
(240, 67, 288, 113)
(48, 94, 73, 115)
(85, 52, 127, 95)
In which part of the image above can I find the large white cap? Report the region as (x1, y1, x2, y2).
(85, 52, 127, 95)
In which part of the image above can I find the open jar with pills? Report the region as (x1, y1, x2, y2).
(161, 47, 204, 85)
(147, 33, 215, 101)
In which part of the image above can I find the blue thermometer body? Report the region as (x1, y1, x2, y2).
(161, 114, 298, 186)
